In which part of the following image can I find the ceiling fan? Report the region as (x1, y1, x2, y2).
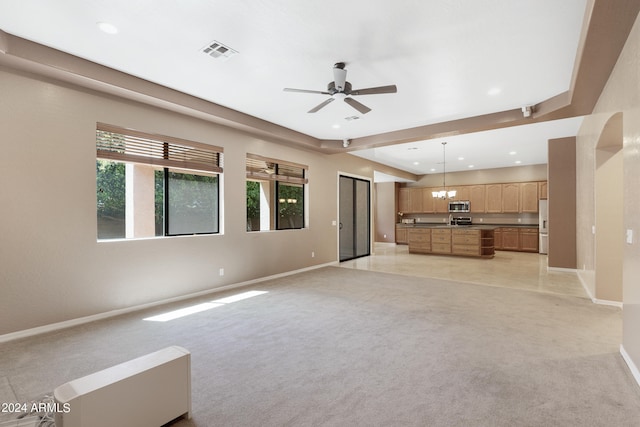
(283, 62, 397, 114)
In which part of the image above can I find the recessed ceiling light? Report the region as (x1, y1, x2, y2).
(468, 165, 475, 168)
(430, 168, 436, 172)
(515, 160, 522, 164)
(488, 87, 501, 96)
(97, 21, 119, 35)
(458, 157, 464, 161)
(413, 161, 420, 165)
(509, 151, 517, 155)
(332, 124, 340, 129)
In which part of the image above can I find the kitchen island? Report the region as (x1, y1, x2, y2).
(407, 225, 495, 258)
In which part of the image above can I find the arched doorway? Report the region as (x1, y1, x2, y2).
(595, 112, 623, 302)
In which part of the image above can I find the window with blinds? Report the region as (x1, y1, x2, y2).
(246, 154, 307, 231)
(96, 123, 223, 240)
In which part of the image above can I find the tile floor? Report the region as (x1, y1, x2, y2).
(339, 243, 589, 299)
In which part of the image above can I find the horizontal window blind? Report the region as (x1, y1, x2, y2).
(97, 123, 223, 173)
(246, 153, 307, 184)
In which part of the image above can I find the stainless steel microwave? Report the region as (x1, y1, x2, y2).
(448, 201, 470, 212)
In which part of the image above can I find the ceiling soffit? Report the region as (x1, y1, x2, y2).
(0, 0, 638, 155)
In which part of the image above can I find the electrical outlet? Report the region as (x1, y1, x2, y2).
(383, 234, 387, 239)
(311, 251, 315, 258)
(627, 229, 633, 244)
(219, 268, 224, 276)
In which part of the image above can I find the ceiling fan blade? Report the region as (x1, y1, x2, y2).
(344, 97, 371, 114)
(350, 85, 397, 95)
(308, 98, 335, 113)
(284, 87, 331, 95)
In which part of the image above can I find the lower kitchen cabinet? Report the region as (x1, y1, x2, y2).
(396, 226, 408, 244)
(501, 228, 520, 250)
(519, 228, 539, 252)
(408, 228, 431, 253)
(494, 227, 539, 252)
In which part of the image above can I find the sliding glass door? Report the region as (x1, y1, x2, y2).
(339, 175, 370, 262)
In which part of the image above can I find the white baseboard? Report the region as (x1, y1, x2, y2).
(0, 261, 337, 344)
(575, 271, 623, 308)
(548, 266, 578, 273)
(620, 344, 640, 389)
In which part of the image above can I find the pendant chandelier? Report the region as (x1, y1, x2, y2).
(432, 141, 457, 199)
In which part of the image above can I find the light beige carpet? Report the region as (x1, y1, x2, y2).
(1, 267, 639, 426)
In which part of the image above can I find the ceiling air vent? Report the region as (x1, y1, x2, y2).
(201, 40, 238, 61)
(344, 116, 360, 121)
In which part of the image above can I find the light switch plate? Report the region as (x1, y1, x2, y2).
(626, 229, 633, 244)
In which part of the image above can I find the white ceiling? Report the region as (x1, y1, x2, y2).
(0, 0, 589, 176)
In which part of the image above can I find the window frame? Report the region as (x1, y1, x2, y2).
(96, 123, 223, 240)
(246, 154, 308, 232)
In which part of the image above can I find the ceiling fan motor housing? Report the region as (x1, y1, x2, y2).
(327, 81, 352, 95)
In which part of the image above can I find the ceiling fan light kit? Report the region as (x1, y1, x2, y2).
(283, 62, 397, 114)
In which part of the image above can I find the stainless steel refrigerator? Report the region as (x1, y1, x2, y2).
(539, 200, 548, 254)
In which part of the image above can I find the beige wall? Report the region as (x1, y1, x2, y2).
(407, 164, 547, 188)
(548, 137, 577, 269)
(0, 67, 380, 336)
(576, 12, 640, 375)
(374, 182, 396, 243)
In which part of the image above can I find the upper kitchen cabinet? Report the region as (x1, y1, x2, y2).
(502, 183, 520, 213)
(398, 187, 410, 213)
(469, 185, 486, 213)
(538, 181, 548, 200)
(485, 184, 502, 213)
(453, 186, 470, 201)
(520, 182, 539, 213)
(422, 187, 435, 213)
(409, 187, 423, 213)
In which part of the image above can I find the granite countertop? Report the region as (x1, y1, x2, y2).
(397, 223, 539, 229)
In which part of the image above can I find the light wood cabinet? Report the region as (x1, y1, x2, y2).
(408, 228, 431, 253)
(494, 227, 539, 252)
(539, 181, 548, 200)
(396, 226, 408, 244)
(398, 188, 410, 214)
(453, 186, 470, 201)
(408, 187, 423, 213)
(519, 228, 539, 252)
(502, 183, 520, 213)
(501, 227, 520, 250)
(431, 228, 452, 253)
(494, 228, 503, 250)
(469, 185, 486, 213)
(520, 182, 539, 213)
(485, 184, 502, 213)
(398, 180, 546, 214)
(431, 189, 448, 213)
(421, 187, 435, 213)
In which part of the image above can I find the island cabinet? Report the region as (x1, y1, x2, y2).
(452, 229, 495, 258)
(407, 228, 431, 253)
(430, 229, 452, 254)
